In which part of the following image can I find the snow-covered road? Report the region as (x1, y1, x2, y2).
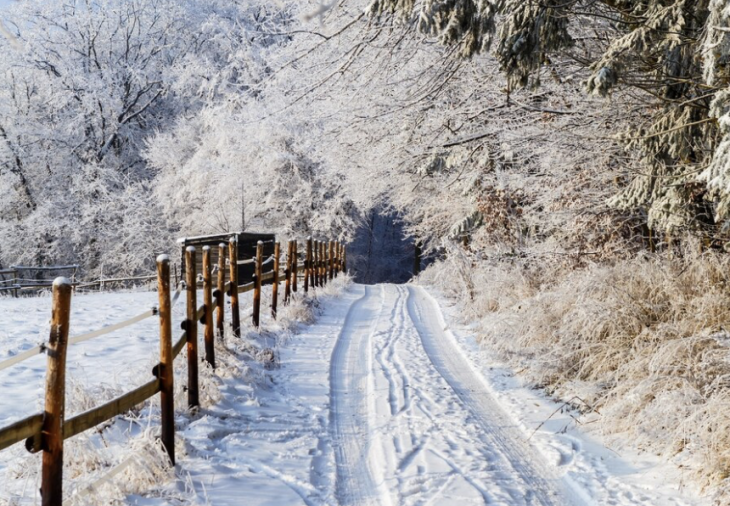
(147, 283, 706, 506)
(0, 283, 710, 505)
(331, 284, 568, 505)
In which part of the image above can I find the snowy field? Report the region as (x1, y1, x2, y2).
(0, 282, 712, 505)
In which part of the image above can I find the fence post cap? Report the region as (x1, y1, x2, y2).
(307, 236, 312, 240)
(203, 246, 210, 252)
(257, 240, 263, 245)
(156, 254, 170, 263)
(53, 277, 72, 287)
(186, 246, 196, 253)
(219, 242, 227, 248)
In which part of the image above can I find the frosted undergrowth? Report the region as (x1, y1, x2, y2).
(0, 277, 350, 505)
(419, 244, 730, 503)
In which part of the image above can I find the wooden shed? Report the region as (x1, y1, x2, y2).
(177, 232, 276, 286)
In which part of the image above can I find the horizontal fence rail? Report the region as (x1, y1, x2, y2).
(0, 233, 347, 506)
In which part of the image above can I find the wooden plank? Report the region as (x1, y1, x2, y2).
(61, 379, 160, 443)
(237, 281, 255, 294)
(0, 413, 43, 452)
(261, 270, 275, 283)
(12, 265, 79, 271)
(172, 332, 187, 359)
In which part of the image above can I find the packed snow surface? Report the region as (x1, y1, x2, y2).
(0, 284, 711, 505)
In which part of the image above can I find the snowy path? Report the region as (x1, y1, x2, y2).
(326, 284, 571, 506)
(131, 283, 709, 505)
(0, 284, 710, 505)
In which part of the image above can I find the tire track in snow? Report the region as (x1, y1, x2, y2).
(406, 285, 577, 506)
(329, 285, 393, 506)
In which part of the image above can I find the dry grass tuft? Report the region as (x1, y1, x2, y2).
(421, 243, 730, 497)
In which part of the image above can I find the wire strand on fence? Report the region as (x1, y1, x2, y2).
(0, 345, 45, 373)
(65, 455, 136, 505)
(237, 254, 274, 266)
(0, 281, 184, 373)
(68, 311, 155, 346)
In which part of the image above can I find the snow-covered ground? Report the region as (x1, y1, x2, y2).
(0, 283, 712, 505)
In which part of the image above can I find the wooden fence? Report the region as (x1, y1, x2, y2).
(0, 265, 79, 297)
(0, 235, 347, 506)
(0, 264, 163, 296)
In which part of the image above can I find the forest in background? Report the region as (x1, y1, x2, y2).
(3, 0, 730, 501)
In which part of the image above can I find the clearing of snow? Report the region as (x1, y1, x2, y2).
(0, 283, 712, 505)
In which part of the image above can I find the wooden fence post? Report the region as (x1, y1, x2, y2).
(305, 237, 312, 293)
(329, 241, 334, 281)
(291, 239, 299, 293)
(285, 240, 292, 303)
(313, 240, 319, 287)
(339, 242, 344, 275)
(316, 241, 321, 286)
(253, 240, 263, 328)
(156, 256, 175, 465)
(216, 243, 226, 339)
(184, 246, 199, 409)
(41, 277, 72, 506)
(202, 247, 215, 369)
(228, 237, 240, 338)
(334, 241, 340, 276)
(272, 242, 280, 318)
(343, 244, 347, 274)
(12, 268, 18, 298)
(319, 241, 327, 286)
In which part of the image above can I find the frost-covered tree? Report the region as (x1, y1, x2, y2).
(0, 0, 314, 275)
(365, 0, 730, 242)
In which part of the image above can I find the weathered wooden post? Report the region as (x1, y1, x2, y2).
(228, 237, 241, 338)
(216, 243, 226, 339)
(321, 242, 327, 285)
(156, 256, 175, 465)
(12, 268, 18, 298)
(292, 240, 298, 293)
(338, 243, 344, 275)
(334, 241, 340, 276)
(285, 240, 292, 303)
(305, 237, 312, 293)
(313, 240, 319, 287)
(315, 241, 321, 286)
(343, 244, 347, 274)
(202, 247, 215, 369)
(185, 246, 199, 409)
(252, 240, 263, 328)
(329, 241, 334, 281)
(272, 242, 280, 318)
(41, 277, 72, 506)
